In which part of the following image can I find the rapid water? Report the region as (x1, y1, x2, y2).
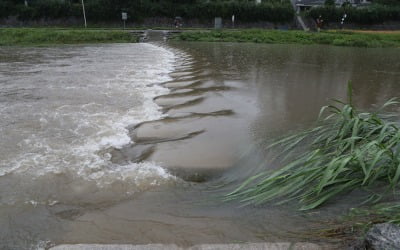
(1, 40, 400, 249)
(0, 44, 177, 207)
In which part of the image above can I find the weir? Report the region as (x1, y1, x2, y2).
(130, 30, 183, 42)
(110, 33, 248, 181)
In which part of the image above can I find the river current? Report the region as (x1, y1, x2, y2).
(0, 44, 180, 241)
(1, 40, 399, 249)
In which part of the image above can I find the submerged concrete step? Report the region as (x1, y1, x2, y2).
(51, 242, 333, 250)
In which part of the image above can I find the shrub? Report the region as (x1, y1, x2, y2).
(325, 0, 335, 6)
(306, 5, 400, 24)
(6, 0, 295, 23)
(0, 0, 17, 19)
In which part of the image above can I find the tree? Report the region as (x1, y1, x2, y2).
(324, 0, 335, 6)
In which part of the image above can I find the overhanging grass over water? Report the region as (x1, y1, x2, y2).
(176, 29, 400, 48)
(349, 202, 400, 225)
(227, 83, 400, 210)
(315, 202, 400, 240)
(0, 28, 138, 46)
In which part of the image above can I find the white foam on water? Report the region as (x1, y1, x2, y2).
(0, 43, 179, 205)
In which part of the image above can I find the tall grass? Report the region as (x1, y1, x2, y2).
(0, 28, 138, 46)
(226, 83, 400, 210)
(176, 30, 400, 48)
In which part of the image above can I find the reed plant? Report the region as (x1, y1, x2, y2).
(227, 83, 400, 210)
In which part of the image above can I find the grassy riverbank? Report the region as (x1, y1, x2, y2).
(0, 28, 138, 46)
(176, 29, 400, 48)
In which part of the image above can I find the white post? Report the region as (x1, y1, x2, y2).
(122, 12, 128, 29)
(81, 0, 87, 28)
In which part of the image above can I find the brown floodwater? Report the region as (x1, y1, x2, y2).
(0, 39, 399, 249)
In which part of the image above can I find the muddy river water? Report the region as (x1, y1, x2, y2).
(0, 39, 399, 249)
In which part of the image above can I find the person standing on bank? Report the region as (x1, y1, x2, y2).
(316, 15, 323, 32)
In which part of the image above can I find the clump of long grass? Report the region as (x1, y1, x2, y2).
(0, 28, 138, 46)
(176, 30, 400, 48)
(226, 83, 400, 210)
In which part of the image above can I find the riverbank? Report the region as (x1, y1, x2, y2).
(50, 243, 331, 249)
(0, 28, 138, 46)
(174, 29, 400, 48)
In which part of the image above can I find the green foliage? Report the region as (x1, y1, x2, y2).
(9, 0, 82, 21)
(325, 0, 335, 6)
(226, 83, 400, 210)
(306, 5, 400, 24)
(1, 0, 294, 23)
(0, 28, 138, 46)
(186, 1, 294, 22)
(81, 0, 294, 23)
(3, 0, 399, 25)
(0, 0, 17, 19)
(176, 29, 400, 48)
(371, 0, 400, 6)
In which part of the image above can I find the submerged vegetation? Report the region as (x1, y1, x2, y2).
(349, 202, 400, 225)
(226, 83, 400, 210)
(176, 29, 400, 48)
(315, 202, 400, 240)
(0, 28, 138, 46)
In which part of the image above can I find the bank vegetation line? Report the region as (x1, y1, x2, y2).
(175, 29, 400, 48)
(226, 82, 400, 213)
(1, 0, 399, 26)
(0, 28, 138, 46)
(1, 0, 294, 24)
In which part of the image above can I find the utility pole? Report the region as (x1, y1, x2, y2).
(81, 0, 87, 28)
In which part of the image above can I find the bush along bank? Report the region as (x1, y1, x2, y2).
(175, 29, 400, 48)
(0, 28, 138, 46)
(306, 5, 400, 25)
(2, 0, 399, 27)
(0, 0, 294, 25)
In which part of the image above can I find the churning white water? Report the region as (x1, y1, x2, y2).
(0, 43, 177, 206)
